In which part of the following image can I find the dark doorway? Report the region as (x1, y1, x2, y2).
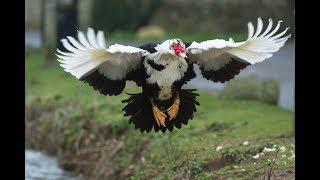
(56, 0, 78, 51)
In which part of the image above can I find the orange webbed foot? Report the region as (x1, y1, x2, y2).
(151, 98, 167, 127)
(166, 95, 180, 121)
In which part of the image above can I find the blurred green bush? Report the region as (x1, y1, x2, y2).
(91, 0, 162, 33)
(136, 25, 166, 40)
(219, 74, 279, 105)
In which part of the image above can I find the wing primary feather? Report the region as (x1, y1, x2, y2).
(274, 34, 291, 44)
(77, 30, 95, 49)
(274, 35, 291, 48)
(270, 27, 290, 40)
(87, 27, 100, 49)
(66, 36, 88, 51)
(258, 18, 273, 38)
(252, 17, 263, 38)
(56, 49, 76, 57)
(97, 31, 107, 49)
(61, 39, 83, 54)
(246, 22, 254, 40)
(56, 54, 71, 61)
(264, 20, 283, 38)
(57, 58, 66, 63)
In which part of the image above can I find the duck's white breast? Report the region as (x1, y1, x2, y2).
(144, 53, 188, 100)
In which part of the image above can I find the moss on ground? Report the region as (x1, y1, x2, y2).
(26, 52, 294, 179)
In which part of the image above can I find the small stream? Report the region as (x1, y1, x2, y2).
(25, 149, 79, 180)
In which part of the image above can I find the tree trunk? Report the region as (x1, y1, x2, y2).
(40, 0, 45, 48)
(44, 0, 57, 61)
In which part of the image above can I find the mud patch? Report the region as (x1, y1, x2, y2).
(207, 122, 234, 132)
(194, 122, 234, 135)
(204, 157, 234, 172)
(256, 169, 295, 180)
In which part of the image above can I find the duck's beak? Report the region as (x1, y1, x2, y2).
(179, 52, 187, 59)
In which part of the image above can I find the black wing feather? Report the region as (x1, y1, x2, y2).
(80, 70, 126, 96)
(139, 43, 158, 53)
(200, 58, 250, 83)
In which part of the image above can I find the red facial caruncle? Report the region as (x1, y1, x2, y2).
(171, 42, 186, 59)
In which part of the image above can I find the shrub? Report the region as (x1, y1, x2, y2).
(136, 25, 166, 40)
(91, 0, 163, 33)
(219, 74, 279, 105)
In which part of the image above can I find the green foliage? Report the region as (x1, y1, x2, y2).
(219, 75, 280, 105)
(194, 172, 214, 179)
(261, 79, 280, 104)
(186, 161, 203, 175)
(222, 148, 242, 163)
(91, 0, 162, 33)
(136, 25, 165, 41)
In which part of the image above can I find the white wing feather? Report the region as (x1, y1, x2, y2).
(97, 31, 107, 49)
(187, 18, 291, 70)
(56, 28, 145, 80)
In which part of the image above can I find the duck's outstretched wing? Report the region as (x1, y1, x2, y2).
(56, 28, 146, 95)
(186, 18, 291, 83)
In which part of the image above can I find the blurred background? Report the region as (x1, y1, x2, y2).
(25, 0, 295, 179)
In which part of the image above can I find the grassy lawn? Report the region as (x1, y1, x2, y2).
(25, 52, 294, 179)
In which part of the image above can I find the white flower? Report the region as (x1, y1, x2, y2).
(233, 166, 239, 169)
(290, 144, 295, 148)
(282, 155, 287, 158)
(267, 159, 271, 162)
(243, 141, 249, 146)
(279, 146, 286, 152)
(216, 146, 223, 151)
(289, 154, 295, 160)
(253, 154, 260, 159)
(260, 152, 264, 156)
(241, 169, 245, 172)
(254, 162, 257, 165)
(263, 147, 276, 152)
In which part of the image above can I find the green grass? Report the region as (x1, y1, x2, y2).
(26, 51, 294, 179)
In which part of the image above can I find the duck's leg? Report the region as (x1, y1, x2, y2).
(166, 94, 180, 121)
(150, 98, 167, 127)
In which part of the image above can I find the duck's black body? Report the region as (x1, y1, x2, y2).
(122, 89, 199, 133)
(122, 43, 200, 133)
